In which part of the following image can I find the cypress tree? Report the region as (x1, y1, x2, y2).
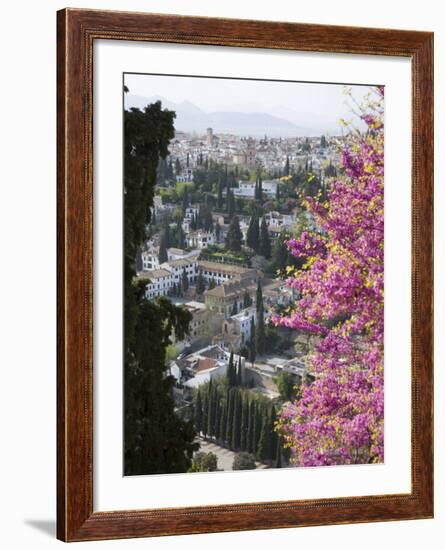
(257, 406, 270, 461)
(259, 217, 271, 258)
(243, 290, 252, 309)
(216, 398, 224, 441)
(208, 277, 216, 290)
(231, 389, 242, 451)
(207, 380, 216, 438)
(258, 175, 263, 201)
(215, 221, 221, 243)
(246, 399, 255, 453)
(201, 390, 208, 439)
(124, 102, 196, 475)
(175, 158, 181, 175)
(195, 270, 206, 295)
(175, 220, 184, 249)
(256, 302, 266, 356)
(246, 215, 259, 252)
(225, 216, 242, 252)
(227, 351, 236, 387)
(256, 279, 263, 311)
(182, 268, 189, 292)
(284, 155, 290, 176)
(249, 317, 256, 364)
(231, 301, 238, 316)
(240, 395, 249, 451)
(227, 189, 235, 219)
(253, 402, 262, 455)
(217, 176, 223, 208)
(194, 389, 203, 435)
(271, 232, 289, 273)
(158, 231, 168, 264)
(225, 388, 235, 447)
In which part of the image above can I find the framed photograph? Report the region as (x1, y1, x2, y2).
(57, 8, 434, 542)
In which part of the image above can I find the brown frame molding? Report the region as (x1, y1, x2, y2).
(57, 8, 434, 542)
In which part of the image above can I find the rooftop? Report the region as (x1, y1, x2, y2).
(137, 268, 171, 280)
(197, 260, 252, 276)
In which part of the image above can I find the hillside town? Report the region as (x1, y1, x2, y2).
(134, 126, 341, 470)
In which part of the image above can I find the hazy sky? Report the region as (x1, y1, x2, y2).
(125, 73, 376, 118)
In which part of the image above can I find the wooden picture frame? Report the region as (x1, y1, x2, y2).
(57, 8, 434, 542)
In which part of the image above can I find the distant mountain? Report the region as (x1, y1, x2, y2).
(124, 94, 322, 137)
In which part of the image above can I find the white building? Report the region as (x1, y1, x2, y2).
(232, 179, 280, 199)
(184, 206, 199, 220)
(197, 260, 256, 286)
(230, 307, 257, 342)
(142, 268, 173, 300)
(171, 345, 229, 388)
(140, 258, 199, 300)
(265, 211, 296, 229)
(186, 230, 215, 249)
(141, 245, 160, 271)
(162, 258, 198, 286)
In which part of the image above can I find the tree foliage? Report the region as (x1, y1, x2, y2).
(124, 101, 196, 475)
(273, 88, 385, 466)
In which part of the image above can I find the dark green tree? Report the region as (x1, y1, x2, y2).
(215, 221, 221, 243)
(194, 389, 203, 434)
(271, 232, 289, 273)
(256, 303, 266, 356)
(243, 290, 252, 309)
(158, 230, 168, 264)
(225, 216, 243, 252)
(124, 101, 197, 475)
(249, 317, 256, 364)
(174, 220, 185, 249)
(182, 268, 189, 292)
(217, 176, 223, 208)
(195, 270, 206, 295)
(246, 215, 259, 252)
(240, 395, 249, 451)
(246, 399, 254, 453)
(259, 217, 271, 258)
(208, 277, 216, 290)
(227, 351, 237, 388)
(201, 390, 208, 439)
(207, 380, 217, 438)
(175, 158, 181, 175)
(227, 189, 236, 219)
(284, 155, 290, 176)
(257, 407, 270, 461)
(231, 389, 242, 450)
(231, 301, 238, 316)
(225, 388, 235, 446)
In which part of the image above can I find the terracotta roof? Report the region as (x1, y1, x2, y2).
(197, 260, 251, 276)
(195, 357, 218, 373)
(137, 268, 171, 280)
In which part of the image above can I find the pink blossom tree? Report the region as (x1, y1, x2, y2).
(273, 88, 384, 466)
